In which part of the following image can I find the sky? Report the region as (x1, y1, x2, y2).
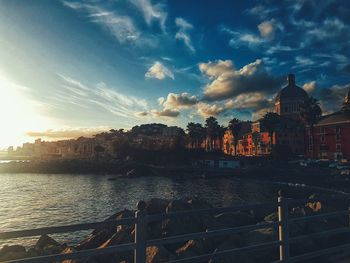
(0, 0, 350, 148)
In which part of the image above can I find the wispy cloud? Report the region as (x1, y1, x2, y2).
(130, 0, 167, 32)
(175, 17, 195, 52)
(26, 127, 109, 139)
(61, 1, 156, 46)
(57, 74, 148, 119)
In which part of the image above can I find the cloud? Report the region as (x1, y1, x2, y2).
(26, 128, 109, 139)
(175, 17, 195, 52)
(130, 0, 167, 31)
(196, 102, 226, 118)
(258, 19, 283, 40)
(58, 74, 148, 118)
(151, 108, 180, 117)
(62, 1, 155, 46)
(245, 5, 278, 20)
(303, 81, 317, 93)
(160, 92, 199, 109)
(135, 111, 148, 117)
(221, 26, 264, 47)
(316, 83, 350, 112)
(145, 61, 174, 80)
(199, 59, 283, 101)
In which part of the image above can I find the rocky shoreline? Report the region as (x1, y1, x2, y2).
(1, 196, 350, 263)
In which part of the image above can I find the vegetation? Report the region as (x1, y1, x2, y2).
(300, 97, 322, 158)
(228, 118, 242, 156)
(261, 112, 281, 150)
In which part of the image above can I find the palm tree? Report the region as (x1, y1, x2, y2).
(300, 97, 322, 158)
(252, 131, 261, 156)
(228, 118, 242, 156)
(186, 122, 197, 148)
(217, 125, 227, 150)
(205, 116, 219, 151)
(186, 122, 206, 149)
(261, 112, 281, 151)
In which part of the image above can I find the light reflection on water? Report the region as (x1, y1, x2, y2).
(0, 173, 299, 247)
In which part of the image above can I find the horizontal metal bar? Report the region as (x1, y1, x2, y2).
(286, 197, 350, 206)
(147, 222, 277, 246)
(288, 210, 349, 224)
(147, 202, 277, 222)
(278, 242, 350, 263)
(168, 240, 280, 263)
(0, 218, 136, 239)
(289, 227, 350, 243)
(4, 242, 136, 263)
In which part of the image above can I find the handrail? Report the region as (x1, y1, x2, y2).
(167, 240, 281, 263)
(147, 201, 277, 222)
(147, 222, 277, 246)
(1, 194, 350, 263)
(0, 217, 136, 239)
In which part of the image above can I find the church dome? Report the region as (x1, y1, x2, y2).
(276, 74, 308, 102)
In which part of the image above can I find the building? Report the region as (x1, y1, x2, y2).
(223, 73, 307, 157)
(306, 89, 350, 160)
(275, 73, 309, 118)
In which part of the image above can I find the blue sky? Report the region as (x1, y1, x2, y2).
(0, 0, 350, 147)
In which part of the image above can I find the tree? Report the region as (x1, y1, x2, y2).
(300, 97, 322, 158)
(186, 122, 197, 148)
(217, 125, 227, 150)
(228, 118, 242, 156)
(261, 112, 281, 151)
(205, 116, 220, 151)
(252, 131, 261, 156)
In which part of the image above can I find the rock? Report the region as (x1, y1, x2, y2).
(76, 230, 112, 250)
(35, 234, 62, 255)
(214, 211, 256, 228)
(77, 209, 134, 250)
(146, 246, 175, 263)
(242, 227, 278, 262)
(208, 235, 253, 263)
(263, 212, 278, 223)
(176, 239, 209, 259)
(146, 198, 169, 215)
(0, 245, 27, 261)
(95, 228, 134, 263)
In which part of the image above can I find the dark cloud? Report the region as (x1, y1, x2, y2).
(200, 59, 283, 101)
(160, 92, 199, 109)
(151, 109, 180, 117)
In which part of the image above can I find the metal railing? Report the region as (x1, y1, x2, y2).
(1, 193, 350, 263)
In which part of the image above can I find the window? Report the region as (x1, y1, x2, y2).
(320, 135, 325, 142)
(336, 134, 341, 141)
(336, 144, 341, 152)
(309, 145, 313, 152)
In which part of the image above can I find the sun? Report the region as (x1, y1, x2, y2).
(0, 73, 51, 149)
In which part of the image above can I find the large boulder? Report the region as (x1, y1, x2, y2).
(214, 211, 256, 228)
(34, 234, 63, 255)
(146, 246, 175, 263)
(77, 209, 134, 250)
(146, 199, 169, 215)
(0, 245, 27, 261)
(242, 227, 278, 262)
(95, 228, 134, 263)
(176, 239, 210, 259)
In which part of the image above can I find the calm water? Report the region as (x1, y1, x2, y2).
(0, 173, 311, 247)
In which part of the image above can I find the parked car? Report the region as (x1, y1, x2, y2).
(337, 163, 350, 170)
(341, 169, 350, 176)
(329, 162, 339, 168)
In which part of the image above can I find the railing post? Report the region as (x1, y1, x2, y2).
(134, 200, 147, 263)
(278, 190, 290, 261)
